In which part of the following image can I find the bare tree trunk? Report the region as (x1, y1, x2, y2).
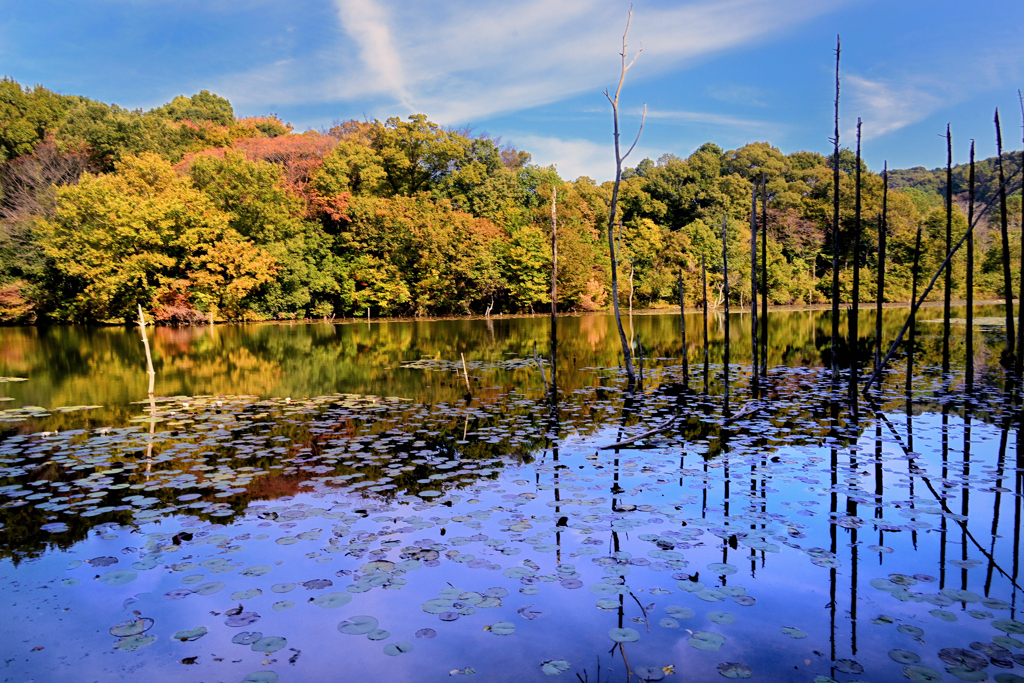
(749, 182, 759, 383)
(850, 119, 862, 401)
(722, 215, 731, 416)
(604, 8, 645, 387)
(830, 35, 842, 377)
(996, 109, 1015, 361)
(876, 162, 887, 374)
(550, 187, 558, 394)
(1016, 92, 1024, 379)
(702, 254, 709, 395)
(966, 143, 975, 393)
(907, 221, 922, 396)
(551, 188, 558, 319)
(678, 269, 689, 387)
(137, 305, 156, 398)
(629, 258, 635, 348)
(760, 172, 768, 375)
(865, 166, 1021, 390)
(944, 127, 953, 377)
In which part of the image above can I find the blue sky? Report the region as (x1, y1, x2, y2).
(3, 0, 1022, 182)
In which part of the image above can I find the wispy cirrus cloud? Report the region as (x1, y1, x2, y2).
(845, 74, 944, 140)
(334, 0, 411, 108)
(507, 133, 616, 183)
(642, 108, 776, 134)
(220, 0, 845, 125)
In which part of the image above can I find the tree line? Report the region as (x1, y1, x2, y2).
(0, 77, 1021, 324)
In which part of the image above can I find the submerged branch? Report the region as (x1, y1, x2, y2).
(599, 415, 679, 450)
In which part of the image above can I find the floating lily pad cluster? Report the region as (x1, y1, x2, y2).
(1, 356, 1022, 682)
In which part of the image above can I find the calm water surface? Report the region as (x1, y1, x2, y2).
(1, 307, 1022, 683)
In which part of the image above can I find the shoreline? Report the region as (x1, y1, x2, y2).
(3, 298, 1010, 329)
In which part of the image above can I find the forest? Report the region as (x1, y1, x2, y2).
(1, 77, 1022, 325)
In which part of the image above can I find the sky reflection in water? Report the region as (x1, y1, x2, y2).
(0, 308, 1022, 683)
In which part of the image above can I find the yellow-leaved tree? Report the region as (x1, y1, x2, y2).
(38, 152, 276, 322)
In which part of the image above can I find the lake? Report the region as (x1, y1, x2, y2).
(1, 305, 1022, 683)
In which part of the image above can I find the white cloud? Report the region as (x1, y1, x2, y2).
(509, 133, 616, 183)
(845, 74, 944, 140)
(334, 0, 412, 107)
(643, 108, 775, 134)
(220, 0, 845, 125)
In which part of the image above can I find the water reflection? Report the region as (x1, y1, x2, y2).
(0, 305, 1011, 424)
(0, 307, 1022, 682)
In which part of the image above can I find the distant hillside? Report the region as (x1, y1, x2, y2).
(889, 152, 1023, 209)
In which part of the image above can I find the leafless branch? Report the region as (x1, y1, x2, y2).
(621, 104, 646, 162)
(599, 415, 679, 449)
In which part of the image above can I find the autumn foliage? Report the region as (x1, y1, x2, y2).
(0, 78, 1014, 324)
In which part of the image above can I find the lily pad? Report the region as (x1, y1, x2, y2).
(240, 565, 271, 577)
(192, 582, 226, 596)
(541, 660, 571, 676)
(945, 665, 988, 682)
(903, 666, 944, 682)
(835, 659, 864, 674)
(609, 627, 639, 643)
(422, 599, 454, 614)
(707, 611, 735, 625)
(938, 648, 989, 671)
(678, 580, 705, 593)
(338, 616, 378, 635)
(942, 588, 982, 603)
(173, 627, 208, 642)
(98, 569, 138, 586)
(272, 601, 294, 611)
(992, 636, 1024, 650)
(689, 631, 725, 651)
(697, 589, 727, 602)
(232, 632, 263, 645)
(225, 612, 261, 627)
(489, 622, 516, 636)
(113, 634, 156, 651)
(241, 672, 279, 683)
(718, 662, 753, 679)
(383, 641, 413, 656)
(271, 583, 296, 593)
(313, 592, 352, 609)
(781, 627, 807, 639)
(666, 605, 695, 619)
(993, 619, 1024, 635)
(890, 650, 922, 664)
(110, 618, 154, 637)
(252, 636, 287, 653)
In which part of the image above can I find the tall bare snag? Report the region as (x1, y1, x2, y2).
(604, 7, 646, 387)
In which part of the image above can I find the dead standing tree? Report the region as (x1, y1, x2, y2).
(604, 7, 646, 387)
(830, 35, 842, 377)
(550, 187, 558, 394)
(995, 110, 1015, 363)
